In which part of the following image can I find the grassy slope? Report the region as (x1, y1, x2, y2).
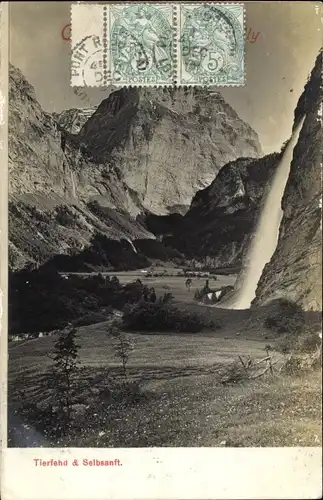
(8, 273, 322, 447)
(69, 369, 321, 447)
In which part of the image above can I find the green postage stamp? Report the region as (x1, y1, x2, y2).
(110, 4, 174, 86)
(179, 4, 245, 85)
(71, 3, 245, 87)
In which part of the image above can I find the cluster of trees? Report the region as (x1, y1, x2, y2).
(9, 268, 157, 336)
(9, 263, 226, 336)
(123, 292, 207, 333)
(264, 299, 306, 334)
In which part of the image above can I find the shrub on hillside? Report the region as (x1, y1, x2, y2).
(264, 299, 306, 334)
(159, 292, 174, 304)
(281, 347, 322, 375)
(276, 324, 321, 376)
(281, 356, 304, 376)
(108, 321, 135, 379)
(111, 381, 147, 404)
(296, 332, 321, 353)
(278, 329, 321, 355)
(123, 300, 204, 333)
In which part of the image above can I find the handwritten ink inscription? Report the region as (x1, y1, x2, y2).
(246, 28, 260, 44)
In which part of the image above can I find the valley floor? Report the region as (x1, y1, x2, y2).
(7, 271, 322, 448)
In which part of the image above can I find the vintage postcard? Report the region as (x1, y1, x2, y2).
(1, 1, 322, 499)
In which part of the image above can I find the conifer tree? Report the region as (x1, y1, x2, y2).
(48, 326, 80, 433)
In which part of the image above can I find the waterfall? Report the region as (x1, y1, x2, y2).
(70, 170, 77, 198)
(226, 116, 306, 310)
(126, 237, 138, 254)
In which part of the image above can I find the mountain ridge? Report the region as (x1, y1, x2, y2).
(8, 63, 262, 270)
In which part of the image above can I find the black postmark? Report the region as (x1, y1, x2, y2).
(71, 35, 105, 86)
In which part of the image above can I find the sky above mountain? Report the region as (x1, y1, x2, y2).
(9, 1, 322, 154)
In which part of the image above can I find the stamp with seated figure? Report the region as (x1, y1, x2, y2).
(110, 3, 175, 86)
(71, 3, 176, 87)
(178, 3, 245, 86)
(70, 2, 245, 87)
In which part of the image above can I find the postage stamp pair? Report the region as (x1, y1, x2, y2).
(71, 3, 245, 87)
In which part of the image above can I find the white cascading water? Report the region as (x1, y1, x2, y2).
(126, 237, 138, 254)
(70, 170, 77, 198)
(225, 116, 306, 310)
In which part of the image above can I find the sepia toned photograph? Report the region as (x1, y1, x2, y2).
(5, 0, 322, 454)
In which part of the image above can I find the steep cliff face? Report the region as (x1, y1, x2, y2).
(254, 52, 322, 311)
(53, 107, 98, 134)
(77, 87, 262, 214)
(164, 153, 279, 268)
(9, 65, 144, 214)
(8, 64, 153, 270)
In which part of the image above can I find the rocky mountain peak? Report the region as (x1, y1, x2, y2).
(74, 85, 262, 214)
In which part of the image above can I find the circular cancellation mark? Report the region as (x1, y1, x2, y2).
(71, 35, 106, 87)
